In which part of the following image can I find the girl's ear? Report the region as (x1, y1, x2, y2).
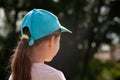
(48, 36, 55, 48)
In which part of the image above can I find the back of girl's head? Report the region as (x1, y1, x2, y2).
(10, 27, 61, 80)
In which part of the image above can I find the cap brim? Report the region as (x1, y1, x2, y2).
(60, 26, 72, 33)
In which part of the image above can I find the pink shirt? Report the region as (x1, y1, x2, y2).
(9, 63, 66, 80)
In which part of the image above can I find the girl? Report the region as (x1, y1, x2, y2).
(9, 9, 72, 80)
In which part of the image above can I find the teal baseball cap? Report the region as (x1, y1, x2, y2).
(21, 9, 72, 46)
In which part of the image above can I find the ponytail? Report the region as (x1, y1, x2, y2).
(11, 27, 32, 80)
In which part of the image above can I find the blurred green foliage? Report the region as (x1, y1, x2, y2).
(0, 0, 120, 80)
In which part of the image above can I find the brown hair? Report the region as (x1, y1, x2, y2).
(10, 27, 61, 80)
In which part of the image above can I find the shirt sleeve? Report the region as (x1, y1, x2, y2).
(58, 71, 66, 80)
(8, 74, 12, 80)
(53, 71, 66, 80)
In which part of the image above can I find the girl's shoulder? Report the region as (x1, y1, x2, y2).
(32, 63, 62, 74)
(32, 63, 66, 80)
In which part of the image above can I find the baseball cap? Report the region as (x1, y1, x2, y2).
(21, 9, 72, 46)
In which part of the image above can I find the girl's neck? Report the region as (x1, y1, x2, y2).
(31, 57, 45, 63)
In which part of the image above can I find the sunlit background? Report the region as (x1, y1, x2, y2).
(0, 0, 120, 80)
